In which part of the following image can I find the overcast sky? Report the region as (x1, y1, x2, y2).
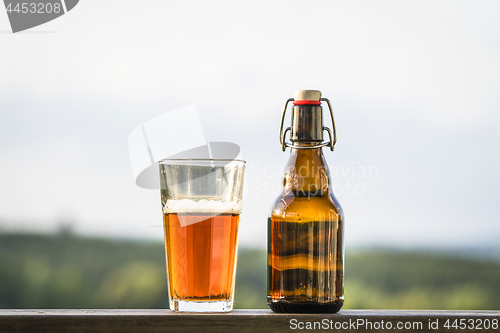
(1, 0, 499, 250)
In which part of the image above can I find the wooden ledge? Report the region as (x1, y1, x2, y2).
(1, 309, 499, 332)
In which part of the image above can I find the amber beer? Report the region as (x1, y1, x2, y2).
(268, 216, 343, 313)
(164, 212, 239, 301)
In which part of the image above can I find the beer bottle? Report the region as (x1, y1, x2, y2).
(268, 90, 344, 313)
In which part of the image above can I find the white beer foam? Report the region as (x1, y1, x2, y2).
(163, 199, 242, 215)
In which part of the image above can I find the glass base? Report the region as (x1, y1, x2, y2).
(268, 299, 343, 313)
(170, 299, 233, 312)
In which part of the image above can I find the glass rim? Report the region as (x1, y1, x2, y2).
(159, 158, 246, 164)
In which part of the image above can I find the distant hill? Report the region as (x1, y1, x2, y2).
(1, 232, 499, 310)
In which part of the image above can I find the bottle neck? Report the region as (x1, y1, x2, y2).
(290, 104, 323, 142)
(283, 146, 331, 197)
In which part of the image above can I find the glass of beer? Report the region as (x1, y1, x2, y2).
(159, 159, 246, 312)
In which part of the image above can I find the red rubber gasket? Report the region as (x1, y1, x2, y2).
(293, 100, 322, 105)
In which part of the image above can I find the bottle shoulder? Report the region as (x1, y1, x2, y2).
(270, 191, 343, 222)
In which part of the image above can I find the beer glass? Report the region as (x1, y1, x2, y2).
(159, 159, 245, 312)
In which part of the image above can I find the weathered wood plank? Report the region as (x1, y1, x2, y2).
(0, 310, 499, 333)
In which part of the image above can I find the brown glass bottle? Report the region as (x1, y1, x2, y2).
(268, 90, 344, 313)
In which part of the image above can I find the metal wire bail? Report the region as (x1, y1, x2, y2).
(279, 97, 337, 151)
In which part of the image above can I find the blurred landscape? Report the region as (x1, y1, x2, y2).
(1, 231, 499, 310)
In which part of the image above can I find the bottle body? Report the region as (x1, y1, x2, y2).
(267, 147, 344, 313)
